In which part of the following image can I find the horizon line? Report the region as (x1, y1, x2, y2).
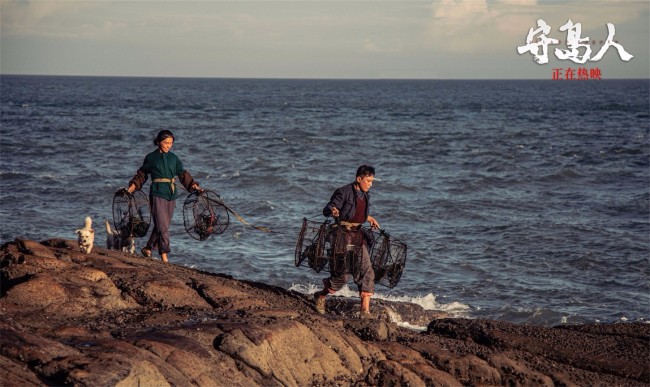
(1, 73, 648, 81)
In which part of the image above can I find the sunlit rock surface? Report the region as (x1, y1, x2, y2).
(1, 238, 648, 386)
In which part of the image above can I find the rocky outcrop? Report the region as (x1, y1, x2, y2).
(1, 238, 648, 386)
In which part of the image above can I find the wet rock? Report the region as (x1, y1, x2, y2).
(428, 318, 650, 384)
(0, 238, 648, 386)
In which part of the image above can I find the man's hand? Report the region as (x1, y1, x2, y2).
(367, 216, 380, 230)
(331, 207, 340, 218)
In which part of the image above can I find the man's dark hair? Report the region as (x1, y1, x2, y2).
(356, 165, 375, 178)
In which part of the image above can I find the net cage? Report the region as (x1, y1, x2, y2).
(112, 188, 151, 239)
(183, 190, 230, 241)
(369, 230, 407, 289)
(295, 219, 378, 280)
(294, 218, 330, 273)
(295, 218, 408, 288)
(327, 225, 364, 276)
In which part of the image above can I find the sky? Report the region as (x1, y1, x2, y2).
(1, 0, 648, 79)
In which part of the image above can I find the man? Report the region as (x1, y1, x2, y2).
(314, 165, 380, 319)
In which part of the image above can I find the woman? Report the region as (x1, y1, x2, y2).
(127, 130, 201, 262)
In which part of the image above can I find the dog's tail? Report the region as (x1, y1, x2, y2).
(84, 216, 94, 234)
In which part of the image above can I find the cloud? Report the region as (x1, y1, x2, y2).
(424, 0, 647, 54)
(361, 38, 401, 54)
(426, 0, 506, 53)
(1, 0, 90, 36)
(496, 0, 537, 5)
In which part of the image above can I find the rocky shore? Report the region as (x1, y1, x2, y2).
(1, 238, 648, 386)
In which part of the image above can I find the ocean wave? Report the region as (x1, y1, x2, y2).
(288, 283, 470, 323)
(0, 170, 30, 180)
(538, 168, 584, 182)
(485, 306, 587, 326)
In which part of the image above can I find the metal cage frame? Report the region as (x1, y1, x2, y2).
(295, 218, 407, 288)
(112, 188, 151, 239)
(182, 190, 230, 241)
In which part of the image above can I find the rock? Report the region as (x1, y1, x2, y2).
(0, 238, 648, 386)
(427, 318, 650, 384)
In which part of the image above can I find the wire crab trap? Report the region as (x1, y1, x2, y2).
(295, 218, 330, 273)
(369, 230, 407, 289)
(183, 190, 230, 241)
(112, 188, 151, 239)
(294, 219, 364, 276)
(328, 225, 364, 276)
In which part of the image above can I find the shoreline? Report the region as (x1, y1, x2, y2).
(1, 238, 648, 386)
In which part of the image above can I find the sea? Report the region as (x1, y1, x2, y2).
(1, 75, 648, 327)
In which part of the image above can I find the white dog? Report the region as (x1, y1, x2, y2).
(105, 220, 135, 254)
(75, 216, 95, 254)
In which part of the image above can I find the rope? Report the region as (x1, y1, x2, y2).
(221, 202, 274, 233)
(153, 177, 176, 194)
(199, 191, 274, 233)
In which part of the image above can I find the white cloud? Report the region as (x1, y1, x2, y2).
(361, 38, 402, 54)
(1, 0, 90, 35)
(425, 0, 647, 54)
(496, 0, 537, 5)
(426, 0, 503, 53)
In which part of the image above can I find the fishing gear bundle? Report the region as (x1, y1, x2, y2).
(295, 218, 365, 275)
(294, 218, 363, 275)
(182, 189, 230, 241)
(294, 218, 330, 273)
(294, 218, 408, 288)
(327, 223, 364, 276)
(369, 230, 407, 289)
(112, 188, 151, 239)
